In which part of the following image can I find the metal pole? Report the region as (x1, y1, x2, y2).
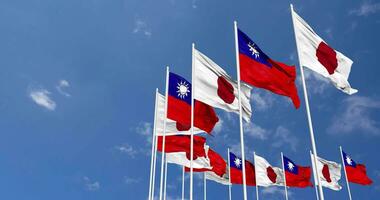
(310, 151, 320, 200)
(340, 146, 353, 200)
(290, 4, 324, 200)
(281, 152, 289, 200)
(253, 152, 259, 200)
(149, 89, 159, 200)
(159, 67, 170, 200)
(233, 20, 248, 200)
(190, 43, 195, 200)
(182, 167, 185, 200)
(163, 156, 168, 200)
(228, 148, 232, 200)
(204, 173, 207, 200)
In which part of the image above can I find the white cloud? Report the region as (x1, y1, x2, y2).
(272, 126, 298, 152)
(124, 177, 141, 184)
(133, 19, 152, 37)
(251, 90, 275, 111)
(350, 1, 380, 16)
(115, 143, 138, 158)
(261, 187, 293, 198)
(212, 119, 223, 135)
(328, 96, 380, 135)
(56, 79, 71, 97)
(302, 69, 330, 95)
(83, 176, 100, 191)
(244, 122, 269, 140)
(29, 88, 56, 111)
(324, 28, 333, 39)
(136, 122, 153, 144)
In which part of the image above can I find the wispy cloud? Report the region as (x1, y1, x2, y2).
(302, 69, 330, 95)
(261, 187, 293, 198)
(251, 90, 275, 111)
(132, 19, 152, 37)
(272, 126, 298, 152)
(191, 0, 198, 9)
(56, 79, 71, 97)
(83, 176, 100, 191)
(328, 96, 380, 135)
(244, 123, 269, 140)
(213, 118, 223, 135)
(114, 143, 138, 158)
(136, 122, 153, 144)
(350, 1, 380, 16)
(29, 88, 56, 111)
(124, 176, 141, 184)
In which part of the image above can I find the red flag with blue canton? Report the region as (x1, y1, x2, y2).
(229, 152, 256, 186)
(283, 155, 312, 187)
(237, 29, 300, 108)
(167, 72, 219, 133)
(342, 150, 373, 185)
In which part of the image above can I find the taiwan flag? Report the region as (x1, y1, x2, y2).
(342, 150, 373, 185)
(237, 29, 300, 108)
(283, 155, 312, 187)
(167, 72, 219, 133)
(229, 152, 256, 186)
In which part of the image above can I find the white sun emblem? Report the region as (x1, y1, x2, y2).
(248, 43, 260, 58)
(234, 158, 241, 168)
(176, 81, 190, 99)
(346, 156, 353, 165)
(287, 162, 295, 171)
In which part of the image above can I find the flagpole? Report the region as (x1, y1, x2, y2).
(204, 173, 207, 200)
(163, 156, 168, 200)
(281, 152, 289, 200)
(228, 148, 232, 200)
(340, 146, 353, 200)
(290, 4, 324, 200)
(152, 128, 159, 200)
(159, 67, 170, 200)
(310, 151, 320, 200)
(233, 20, 248, 200)
(253, 152, 259, 200)
(190, 42, 196, 200)
(148, 89, 159, 200)
(182, 166, 185, 200)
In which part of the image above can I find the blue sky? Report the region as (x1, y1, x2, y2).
(0, 0, 379, 199)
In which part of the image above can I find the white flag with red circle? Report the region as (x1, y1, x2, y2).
(292, 9, 357, 95)
(193, 48, 252, 122)
(254, 154, 284, 187)
(310, 153, 342, 191)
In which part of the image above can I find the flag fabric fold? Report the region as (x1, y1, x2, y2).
(292, 8, 357, 95)
(310, 153, 342, 191)
(193, 48, 252, 122)
(342, 150, 373, 185)
(157, 135, 211, 169)
(254, 154, 284, 187)
(237, 28, 301, 108)
(283, 155, 313, 187)
(229, 152, 256, 186)
(155, 92, 203, 135)
(167, 72, 219, 134)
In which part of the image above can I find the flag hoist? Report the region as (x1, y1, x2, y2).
(290, 4, 325, 200)
(159, 67, 170, 200)
(233, 21, 248, 200)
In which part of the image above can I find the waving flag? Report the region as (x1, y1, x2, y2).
(229, 152, 256, 186)
(254, 154, 284, 187)
(310, 153, 342, 191)
(157, 135, 211, 169)
(155, 92, 203, 135)
(291, 8, 357, 94)
(283, 155, 312, 187)
(167, 72, 219, 133)
(342, 150, 372, 185)
(186, 148, 229, 185)
(193, 48, 252, 122)
(237, 29, 300, 108)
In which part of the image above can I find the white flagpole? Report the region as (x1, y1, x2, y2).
(159, 67, 170, 200)
(164, 157, 168, 200)
(340, 146, 353, 200)
(233, 20, 248, 200)
(151, 128, 159, 200)
(148, 89, 159, 200)
(253, 152, 259, 200)
(228, 148, 232, 200)
(310, 151, 320, 200)
(290, 4, 324, 200)
(182, 166, 185, 200)
(190, 43, 195, 200)
(281, 152, 289, 200)
(204, 173, 207, 200)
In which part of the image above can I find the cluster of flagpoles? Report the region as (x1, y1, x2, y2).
(147, 4, 370, 200)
